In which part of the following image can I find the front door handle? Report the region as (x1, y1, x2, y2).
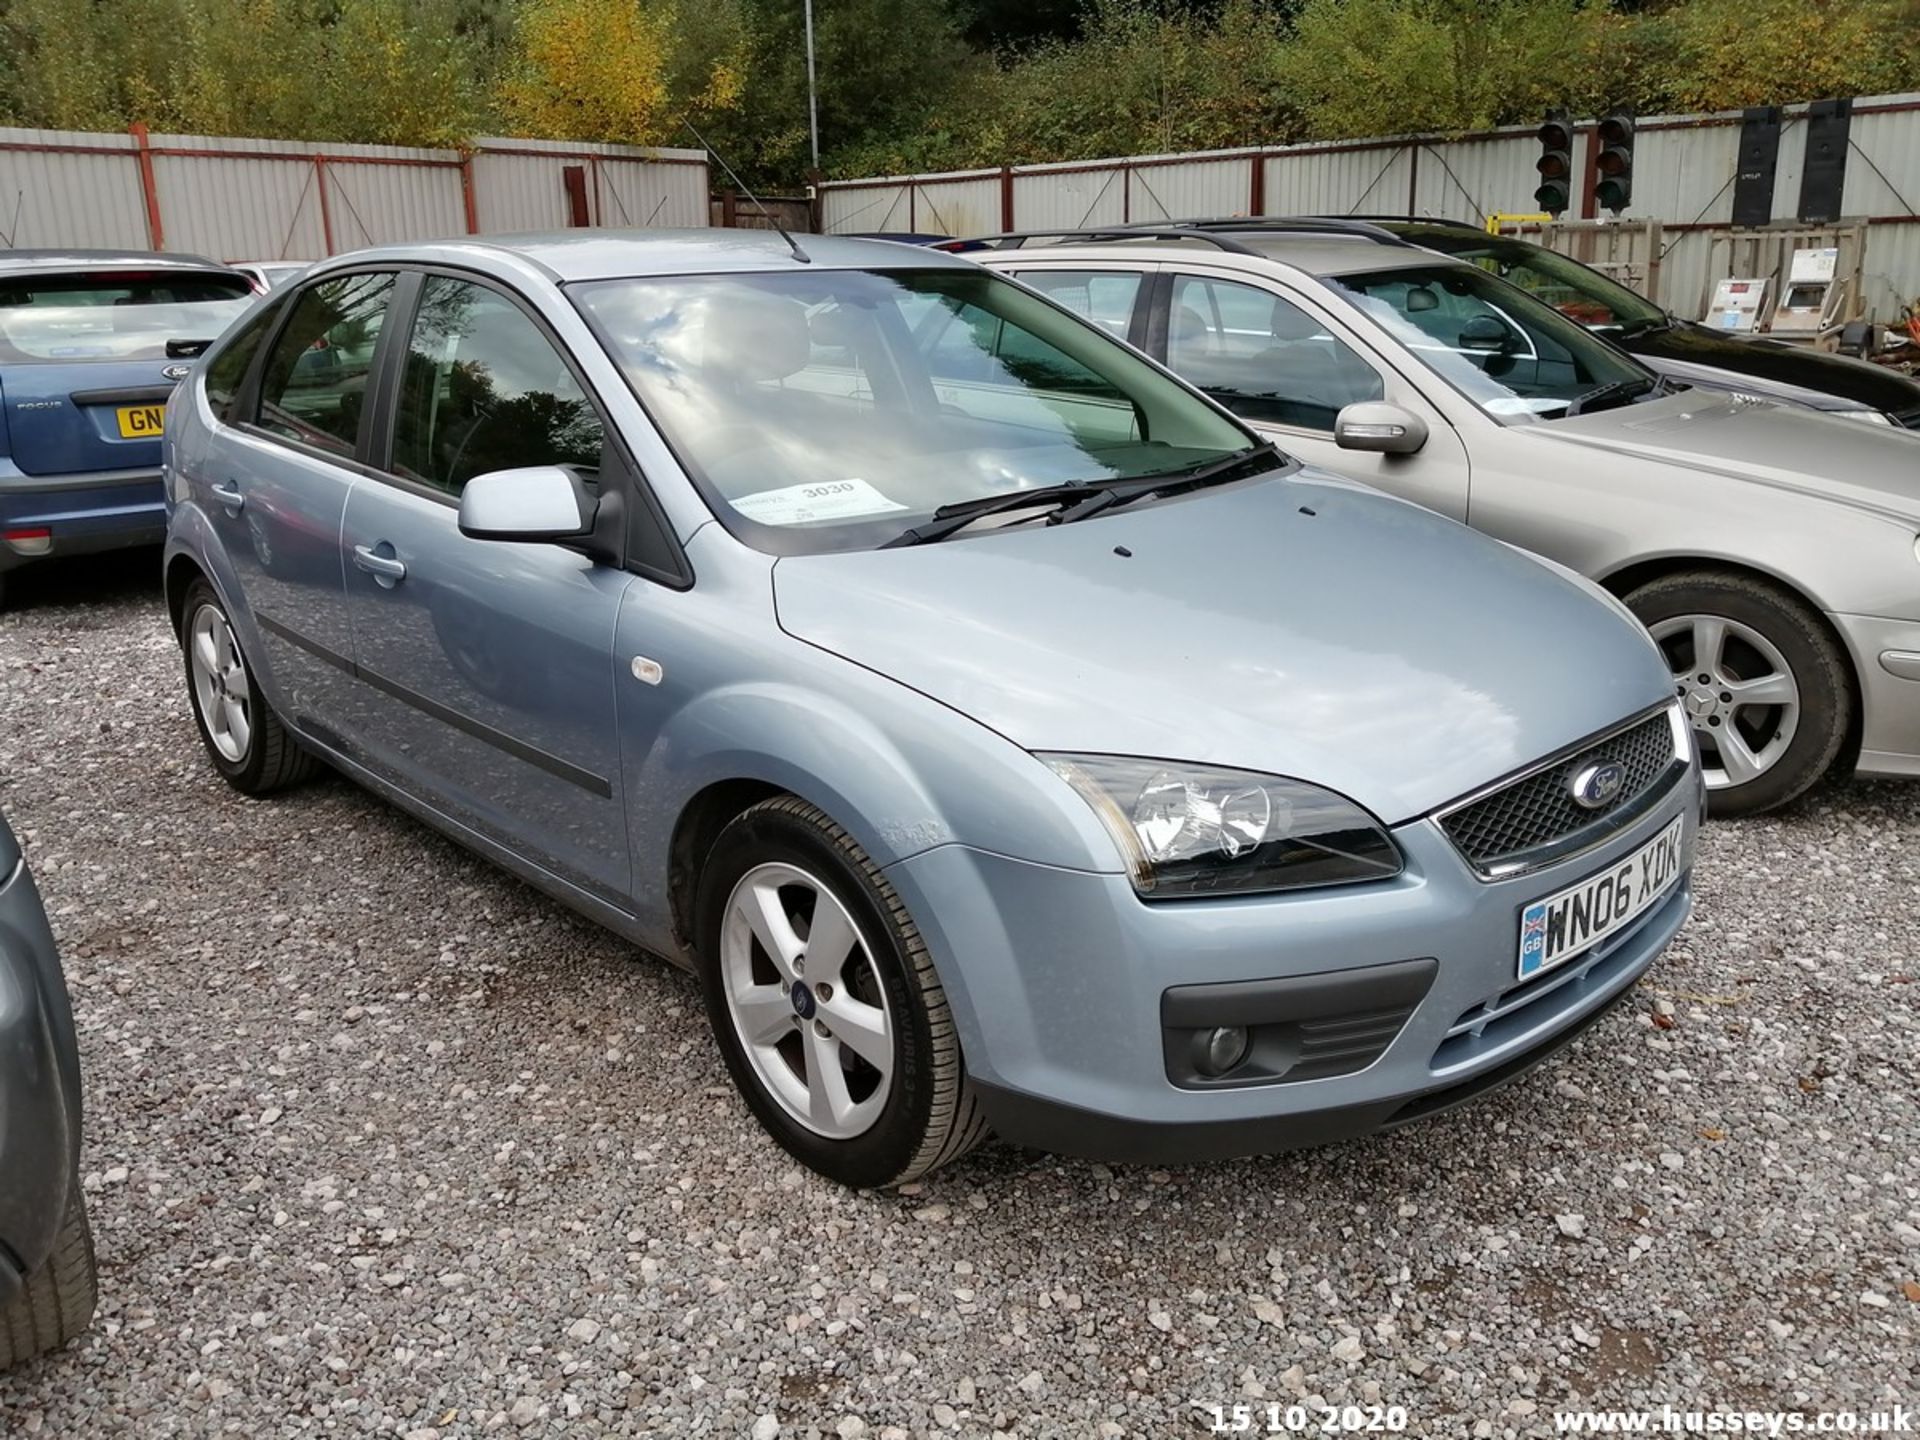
(209, 482, 244, 511)
(352, 544, 407, 583)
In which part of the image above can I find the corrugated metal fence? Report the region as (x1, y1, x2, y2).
(820, 93, 1920, 321)
(0, 127, 710, 259)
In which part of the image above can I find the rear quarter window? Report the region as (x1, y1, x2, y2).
(203, 298, 285, 423)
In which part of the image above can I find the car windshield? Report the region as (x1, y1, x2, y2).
(1419, 233, 1667, 332)
(571, 266, 1262, 553)
(1331, 263, 1653, 424)
(0, 269, 252, 361)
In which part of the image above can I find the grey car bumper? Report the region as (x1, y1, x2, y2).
(888, 773, 1699, 1166)
(0, 823, 84, 1307)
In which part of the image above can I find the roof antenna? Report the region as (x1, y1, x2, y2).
(682, 117, 811, 264)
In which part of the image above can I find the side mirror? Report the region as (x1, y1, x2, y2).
(457, 466, 598, 543)
(1335, 402, 1429, 456)
(1458, 315, 1512, 352)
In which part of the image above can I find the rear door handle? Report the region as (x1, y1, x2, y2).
(352, 544, 407, 582)
(209, 482, 244, 511)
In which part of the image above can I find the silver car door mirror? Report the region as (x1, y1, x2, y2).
(457, 466, 598, 543)
(1335, 402, 1429, 456)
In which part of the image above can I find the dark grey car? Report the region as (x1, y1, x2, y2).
(0, 810, 95, 1366)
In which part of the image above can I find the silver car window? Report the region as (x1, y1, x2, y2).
(1331, 264, 1648, 425)
(1167, 274, 1384, 432)
(573, 267, 1256, 555)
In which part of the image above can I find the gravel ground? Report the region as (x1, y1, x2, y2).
(0, 555, 1916, 1439)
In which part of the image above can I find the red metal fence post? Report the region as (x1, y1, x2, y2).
(460, 150, 480, 233)
(1000, 166, 1014, 231)
(1249, 152, 1264, 216)
(129, 123, 165, 249)
(314, 155, 336, 253)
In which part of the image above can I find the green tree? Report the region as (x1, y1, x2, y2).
(1651, 0, 1920, 112)
(1272, 0, 1626, 140)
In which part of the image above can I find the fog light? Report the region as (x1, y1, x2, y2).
(1194, 1025, 1250, 1078)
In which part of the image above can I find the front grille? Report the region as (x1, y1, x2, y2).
(1896, 406, 1920, 433)
(1438, 710, 1681, 877)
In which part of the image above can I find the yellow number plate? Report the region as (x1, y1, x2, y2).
(115, 404, 165, 438)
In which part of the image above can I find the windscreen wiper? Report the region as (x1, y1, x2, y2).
(881, 481, 1120, 548)
(1564, 376, 1659, 416)
(1090, 441, 1284, 516)
(1616, 313, 1676, 339)
(881, 444, 1283, 547)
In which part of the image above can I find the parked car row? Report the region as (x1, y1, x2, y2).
(1, 215, 1911, 1372)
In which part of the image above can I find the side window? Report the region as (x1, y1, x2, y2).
(1167, 274, 1384, 431)
(203, 298, 283, 423)
(255, 273, 396, 457)
(391, 276, 604, 496)
(1016, 270, 1144, 338)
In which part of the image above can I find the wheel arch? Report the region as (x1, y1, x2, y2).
(164, 550, 208, 637)
(665, 778, 788, 961)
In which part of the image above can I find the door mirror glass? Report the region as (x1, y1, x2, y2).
(457, 466, 597, 542)
(1335, 402, 1429, 455)
(1458, 314, 1513, 352)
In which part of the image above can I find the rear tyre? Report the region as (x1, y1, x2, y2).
(694, 796, 989, 1189)
(1626, 571, 1851, 818)
(0, 1189, 97, 1369)
(180, 577, 318, 795)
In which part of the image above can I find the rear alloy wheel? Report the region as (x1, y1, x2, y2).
(1628, 572, 1851, 817)
(695, 796, 988, 1188)
(180, 578, 318, 795)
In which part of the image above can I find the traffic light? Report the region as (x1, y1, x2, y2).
(1535, 109, 1574, 216)
(1595, 107, 1635, 212)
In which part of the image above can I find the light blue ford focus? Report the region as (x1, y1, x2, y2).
(161, 230, 1701, 1187)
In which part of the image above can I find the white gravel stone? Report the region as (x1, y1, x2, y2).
(3, 575, 1917, 1436)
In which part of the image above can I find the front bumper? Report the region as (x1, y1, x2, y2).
(0, 851, 84, 1306)
(887, 770, 1700, 1165)
(1833, 612, 1920, 779)
(0, 468, 167, 574)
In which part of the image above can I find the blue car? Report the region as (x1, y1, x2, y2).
(0, 250, 253, 604)
(162, 231, 1701, 1187)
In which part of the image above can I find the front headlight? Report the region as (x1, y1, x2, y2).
(1832, 408, 1894, 426)
(1040, 754, 1404, 898)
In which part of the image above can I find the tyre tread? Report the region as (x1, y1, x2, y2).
(0, 1190, 97, 1369)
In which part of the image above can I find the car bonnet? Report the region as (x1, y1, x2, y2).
(1538, 389, 1920, 522)
(770, 472, 1674, 826)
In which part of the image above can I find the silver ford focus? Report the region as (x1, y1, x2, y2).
(162, 231, 1699, 1186)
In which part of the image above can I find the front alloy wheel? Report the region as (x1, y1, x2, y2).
(695, 796, 988, 1187)
(720, 861, 897, 1139)
(1627, 571, 1850, 817)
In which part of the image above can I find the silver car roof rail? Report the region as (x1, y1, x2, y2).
(937, 228, 1266, 256)
(1120, 217, 1420, 247)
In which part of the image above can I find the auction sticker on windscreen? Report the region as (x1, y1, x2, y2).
(732, 478, 907, 527)
(1518, 815, 1684, 981)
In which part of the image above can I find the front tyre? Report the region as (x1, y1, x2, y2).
(180, 578, 318, 795)
(0, 1189, 97, 1369)
(1627, 571, 1851, 818)
(695, 797, 988, 1188)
